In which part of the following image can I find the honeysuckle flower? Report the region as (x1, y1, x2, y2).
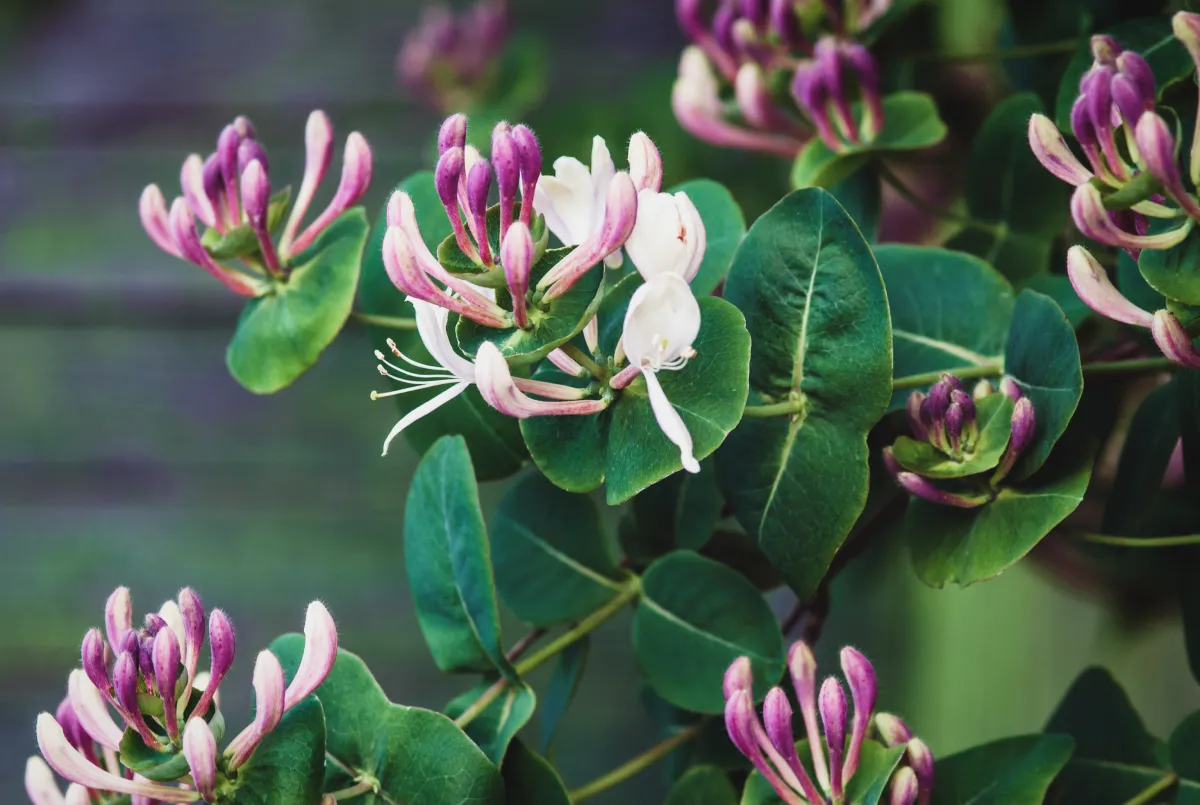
(792, 36, 884, 150)
(1152, 310, 1200, 369)
(1136, 112, 1200, 220)
(724, 641, 932, 805)
(1070, 184, 1192, 252)
(1066, 245, 1154, 328)
(475, 342, 610, 418)
(609, 274, 702, 473)
(625, 190, 706, 283)
(140, 111, 372, 293)
(397, 0, 507, 114)
(32, 590, 338, 805)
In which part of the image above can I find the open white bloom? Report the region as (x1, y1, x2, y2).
(625, 189, 706, 282)
(621, 274, 702, 473)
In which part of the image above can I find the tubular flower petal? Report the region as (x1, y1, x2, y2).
(283, 602, 338, 711)
(476, 343, 610, 418)
(1028, 114, 1093, 186)
(1066, 246, 1153, 327)
(625, 189, 707, 282)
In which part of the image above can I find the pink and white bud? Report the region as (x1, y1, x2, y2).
(284, 602, 338, 711)
(66, 670, 122, 751)
(764, 687, 825, 804)
(180, 155, 218, 229)
(841, 646, 878, 780)
(890, 766, 919, 805)
(38, 715, 198, 802)
(999, 376, 1023, 401)
(153, 628, 182, 740)
(1066, 245, 1154, 327)
(216, 124, 243, 224)
(628, 132, 663, 193)
(25, 756, 65, 805)
(820, 677, 849, 800)
(290, 132, 373, 256)
(280, 110, 335, 255)
(439, 113, 468, 155)
(1153, 309, 1200, 369)
(723, 692, 807, 805)
(546, 348, 589, 377)
(240, 160, 282, 274)
(477, 342, 610, 418)
(227, 650, 287, 770)
(194, 610, 234, 718)
(723, 656, 753, 699)
(1028, 114, 1092, 187)
(140, 185, 182, 258)
(874, 712, 913, 746)
(512, 124, 543, 226)
(787, 641, 831, 791)
(182, 719, 217, 802)
(104, 587, 132, 652)
(907, 738, 935, 805)
(501, 221, 534, 328)
(1136, 113, 1200, 219)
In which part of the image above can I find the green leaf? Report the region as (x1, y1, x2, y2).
(830, 166, 882, 243)
(1055, 18, 1195, 132)
(457, 247, 604, 366)
(670, 179, 747, 295)
(633, 551, 785, 714)
(1004, 290, 1084, 480)
(908, 450, 1093, 587)
(1182, 549, 1200, 686)
(358, 174, 527, 482)
(890, 394, 1015, 478)
(1138, 224, 1200, 306)
(1171, 711, 1200, 782)
(665, 766, 738, 805)
(404, 436, 514, 678)
(1103, 379, 1180, 535)
(501, 740, 571, 805)
(445, 679, 537, 765)
(119, 689, 225, 781)
(791, 92, 947, 189)
(226, 208, 368, 394)
(1118, 250, 1165, 314)
(521, 276, 751, 504)
(742, 740, 905, 805)
(490, 470, 624, 627)
(718, 188, 892, 600)
(270, 637, 506, 805)
(228, 697, 326, 805)
(620, 458, 724, 564)
(699, 530, 785, 591)
(539, 637, 589, 756)
(1025, 274, 1094, 329)
(947, 93, 1070, 284)
(927, 734, 1075, 805)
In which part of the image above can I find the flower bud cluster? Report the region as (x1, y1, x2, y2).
(28, 588, 337, 805)
(884, 373, 1035, 508)
(673, 0, 886, 157)
(723, 641, 932, 805)
(140, 112, 372, 296)
(398, 0, 507, 114)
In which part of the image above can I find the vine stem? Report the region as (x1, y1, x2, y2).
(453, 580, 641, 729)
(1121, 773, 1178, 805)
(1081, 357, 1175, 375)
(350, 311, 418, 330)
(568, 722, 706, 803)
(560, 343, 608, 380)
(742, 399, 804, 418)
(890, 365, 1002, 391)
(327, 779, 378, 800)
(876, 163, 1004, 236)
(1074, 533, 1200, 548)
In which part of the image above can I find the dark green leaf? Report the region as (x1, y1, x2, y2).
(1055, 18, 1195, 131)
(718, 188, 892, 600)
(490, 470, 624, 627)
(1103, 379, 1180, 535)
(1138, 224, 1200, 306)
(831, 166, 882, 243)
(1046, 667, 1162, 767)
(1004, 290, 1084, 480)
(1182, 548, 1200, 686)
(877, 245, 1013, 409)
(928, 734, 1074, 805)
(949, 94, 1070, 284)
(890, 394, 1015, 479)
(271, 637, 506, 805)
(664, 765, 737, 805)
(1171, 711, 1200, 782)
(621, 459, 724, 562)
(539, 637, 589, 756)
(1118, 250, 1166, 314)
(228, 698, 325, 805)
(404, 436, 514, 678)
(226, 209, 368, 394)
(908, 450, 1093, 587)
(519, 365, 607, 492)
(698, 530, 785, 591)
(1025, 274, 1094, 329)
(670, 179, 746, 296)
(633, 551, 785, 713)
(791, 92, 947, 189)
(445, 680, 536, 765)
(501, 740, 571, 805)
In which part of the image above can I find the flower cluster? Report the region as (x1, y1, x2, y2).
(372, 114, 708, 472)
(140, 112, 373, 296)
(724, 641, 933, 805)
(397, 0, 507, 113)
(26, 587, 337, 805)
(1028, 14, 1200, 368)
(673, 0, 887, 157)
(883, 374, 1035, 508)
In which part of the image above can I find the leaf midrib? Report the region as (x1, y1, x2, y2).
(497, 518, 625, 591)
(639, 595, 776, 665)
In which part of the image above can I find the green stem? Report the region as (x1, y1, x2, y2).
(892, 365, 1002, 391)
(569, 722, 706, 803)
(328, 779, 378, 800)
(907, 38, 1078, 63)
(877, 163, 1004, 236)
(742, 399, 804, 418)
(1082, 357, 1175, 375)
(454, 580, 641, 729)
(1074, 533, 1200, 548)
(350, 311, 418, 330)
(560, 343, 607, 380)
(1121, 773, 1178, 805)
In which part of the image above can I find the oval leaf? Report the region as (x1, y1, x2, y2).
(539, 637, 590, 756)
(718, 188, 892, 600)
(928, 734, 1075, 805)
(1138, 224, 1200, 305)
(445, 679, 537, 765)
(502, 740, 571, 805)
(633, 551, 785, 714)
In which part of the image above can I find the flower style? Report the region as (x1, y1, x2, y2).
(139, 111, 372, 295)
(724, 640, 933, 805)
(29, 588, 338, 805)
(397, 0, 507, 114)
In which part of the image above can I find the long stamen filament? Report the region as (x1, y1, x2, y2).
(373, 351, 456, 382)
(371, 378, 462, 399)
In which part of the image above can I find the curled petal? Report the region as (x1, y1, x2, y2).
(140, 185, 182, 258)
(1028, 114, 1092, 186)
(628, 131, 663, 193)
(67, 670, 123, 750)
(1066, 245, 1153, 327)
(476, 342, 608, 418)
(626, 189, 707, 282)
(180, 155, 217, 229)
(290, 131, 373, 256)
(1071, 184, 1192, 249)
(1153, 310, 1200, 369)
(181, 719, 217, 802)
(284, 602, 338, 711)
(642, 369, 700, 473)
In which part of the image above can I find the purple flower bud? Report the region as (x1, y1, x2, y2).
(105, 587, 133, 652)
(1136, 113, 1200, 219)
(1112, 56, 1154, 127)
(925, 379, 952, 425)
(1009, 397, 1036, 454)
(240, 160, 282, 274)
(999, 376, 1022, 401)
(178, 589, 205, 681)
(237, 138, 269, 175)
(1090, 34, 1121, 65)
(143, 614, 166, 636)
(114, 651, 158, 747)
(232, 115, 256, 140)
(770, 0, 806, 50)
(194, 610, 235, 718)
(842, 42, 884, 139)
(81, 629, 111, 696)
(439, 113, 468, 155)
(1071, 96, 1098, 156)
(905, 392, 929, 440)
(436, 146, 466, 210)
(512, 124, 543, 227)
(1152, 310, 1200, 369)
(787, 641, 830, 791)
(764, 687, 825, 803)
(492, 122, 520, 241)
(153, 628, 182, 740)
(896, 472, 989, 508)
(712, 0, 739, 56)
(118, 629, 140, 664)
(501, 220, 534, 328)
(875, 712, 913, 746)
(890, 766, 919, 805)
(138, 634, 157, 693)
(841, 646, 877, 781)
(56, 698, 87, 752)
(945, 402, 965, 452)
(466, 158, 494, 266)
(676, 0, 707, 43)
(182, 719, 217, 802)
(740, 0, 768, 27)
(217, 124, 243, 224)
(907, 737, 935, 803)
(723, 689, 759, 761)
(724, 656, 754, 699)
(820, 677, 848, 800)
(950, 389, 975, 421)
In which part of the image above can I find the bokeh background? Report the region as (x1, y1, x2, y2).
(2, 0, 1198, 801)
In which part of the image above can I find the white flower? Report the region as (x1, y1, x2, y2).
(621, 274, 703, 473)
(625, 189, 706, 282)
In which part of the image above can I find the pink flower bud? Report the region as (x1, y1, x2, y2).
(104, 587, 132, 652)
(501, 221, 534, 328)
(874, 712, 913, 746)
(787, 641, 830, 791)
(890, 766, 919, 805)
(114, 652, 163, 750)
(492, 122, 520, 240)
(999, 376, 1022, 401)
(140, 184, 182, 258)
(289, 132, 373, 256)
(1091, 34, 1121, 64)
(439, 113, 468, 154)
(1136, 113, 1200, 219)
(512, 124, 543, 226)
(723, 656, 753, 699)
(820, 677, 849, 799)
(237, 138, 269, 175)
(194, 610, 234, 718)
(280, 110, 335, 255)
(628, 131, 663, 193)
(770, 0, 805, 49)
(81, 629, 110, 695)
(178, 589, 205, 683)
(764, 687, 825, 803)
(167, 198, 261, 296)
(240, 160, 270, 230)
(227, 650, 286, 771)
(283, 602, 338, 712)
(217, 124, 243, 224)
(1066, 245, 1154, 327)
(841, 646, 878, 781)
(25, 756, 63, 805)
(153, 628, 182, 740)
(180, 155, 218, 229)
(540, 172, 638, 300)
(1028, 114, 1092, 187)
(466, 158, 494, 265)
(67, 669, 123, 751)
(1010, 397, 1036, 454)
(182, 719, 217, 802)
(1113, 52, 1155, 126)
(907, 738, 935, 805)
(1153, 310, 1200, 369)
(1071, 184, 1191, 250)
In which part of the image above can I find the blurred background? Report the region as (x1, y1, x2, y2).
(1, 0, 1197, 801)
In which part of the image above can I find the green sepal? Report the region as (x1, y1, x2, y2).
(201, 187, 291, 261)
(890, 394, 1015, 479)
